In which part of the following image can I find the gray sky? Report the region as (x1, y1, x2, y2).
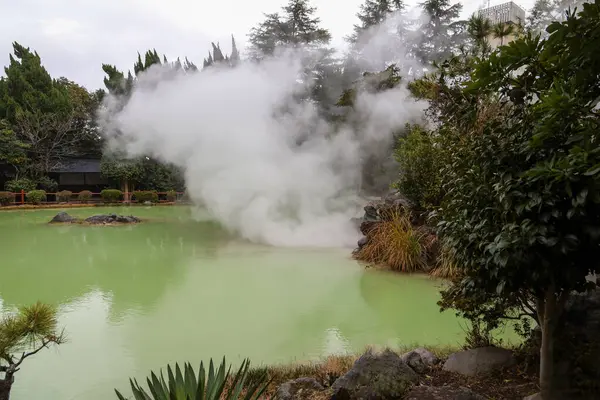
(0, 0, 535, 90)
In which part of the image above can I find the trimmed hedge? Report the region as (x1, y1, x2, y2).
(57, 190, 73, 203)
(0, 191, 14, 206)
(166, 190, 177, 202)
(5, 178, 36, 193)
(27, 190, 47, 205)
(78, 190, 93, 203)
(133, 190, 159, 203)
(100, 189, 123, 203)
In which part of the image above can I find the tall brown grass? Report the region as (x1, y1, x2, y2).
(430, 241, 462, 279)
(354, 210, 430, 273)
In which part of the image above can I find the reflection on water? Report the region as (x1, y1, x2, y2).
(0, 207, 468, 400)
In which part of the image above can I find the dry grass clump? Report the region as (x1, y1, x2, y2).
(430, 242, 462, 279)
(354, 210, 431, 273)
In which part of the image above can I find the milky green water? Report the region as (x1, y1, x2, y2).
(0, 207, 483, 400)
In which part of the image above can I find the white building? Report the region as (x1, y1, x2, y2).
(479, 1, 527, 48)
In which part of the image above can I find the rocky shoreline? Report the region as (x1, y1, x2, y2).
(271, 346, 538, 400)
(48, 211, 141, 225)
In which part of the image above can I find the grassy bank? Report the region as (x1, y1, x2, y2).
(0, 202, 185, 211)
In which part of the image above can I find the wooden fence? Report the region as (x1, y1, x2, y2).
(5, 190, 186, 205)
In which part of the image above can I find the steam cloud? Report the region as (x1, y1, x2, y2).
(100, 12, 425, 248)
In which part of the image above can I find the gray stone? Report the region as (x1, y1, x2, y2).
(357, 236, 368, 248)
(404, 386, 485, 400)
(443, 347, 515, 376)
(331, 349, 418, 399)
(275, 377, 324, 400)
(401, 348, 440, 374)
(49, 212, 77, 223)
(363, 204, 380, 221)
(84, 214, 140, 224)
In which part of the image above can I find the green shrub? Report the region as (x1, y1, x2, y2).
(132, 190, 158, 203)
(0, 191, 14, 206)
(114, 357, 269, 400)
(100, 189, 122, 203)
(5, 178, 36, 193)
(56, 190, 72, 203)
(26, 190, 47, 205)
(165, 190, 177, 202)
(78, 190, 93, 203)
(37, 176, 58, 192)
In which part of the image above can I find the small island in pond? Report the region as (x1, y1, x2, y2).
(49, 212, 141, 225)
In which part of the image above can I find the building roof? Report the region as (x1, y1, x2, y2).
(50, 158, 101, 173)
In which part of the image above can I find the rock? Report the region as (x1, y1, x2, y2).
(331, 349, 418, 399)
(523, 393, 542, 400)
(443, 347, 515, 376)
(404, 386, 485, 400)
(401, 348, 439, 374)
(84, 214, 140, 224)
(363, 204, 379, 221)
(49, 212, 77, 223)
(359, 220, 378, 236)
(275, 377, 324, 400)
(357, 236, 368, 249)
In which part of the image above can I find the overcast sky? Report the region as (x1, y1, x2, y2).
(0, 0, 535, 90)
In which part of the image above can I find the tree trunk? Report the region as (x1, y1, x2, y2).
(0, 376, 13, 400)
(538, 287, 567, 400)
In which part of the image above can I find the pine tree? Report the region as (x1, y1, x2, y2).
(247, 0, 331, 59)
(415, 0, 466, 67)
(347, 0, 407, 44)
(202, 36, 242, 69)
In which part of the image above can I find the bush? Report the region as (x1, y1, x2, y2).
(0, 191, 14, 206)
(100, 189, 122, 203)
(165, 190, 177, 202)
(5, 178, 36, 193)
(37, 176, 58, 192)
(56, 190, 72, 203)
(354, 210, 431, 272)
(132, 190, 158, 203)
(78, 190, 93, 203)
(26, 190, 47, 205)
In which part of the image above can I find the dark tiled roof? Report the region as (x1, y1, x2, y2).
(50, 159, 101, 173)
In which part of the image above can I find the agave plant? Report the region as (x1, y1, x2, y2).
(115, 357, 270, 400)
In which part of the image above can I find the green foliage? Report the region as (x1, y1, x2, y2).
(100, 189, 122, 203)
(348, 0, 407, 44)
(166, 190, 177, 202)
(114, 358, 270, 400)
(56, 190, 72, 203)
(5, 178, 36, 193)
(393, 124, 444, 210)
(26, 190, 46, 204)
(0, 191, 14, 206)
(0, 119, 28, 167)
(36, 176, 57, 192)
(78, 190, 93, 203)
(100, 153, 144, 184)
(138, 160, 185, 192)
(428, 3, 600, 397)
(133, 190, 158, 203)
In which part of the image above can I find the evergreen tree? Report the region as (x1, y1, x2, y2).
(247, 0, 331, 59)
(415, 0, 466, 67)
(347, 0, 408, 44)
(203, 36, 242, 69)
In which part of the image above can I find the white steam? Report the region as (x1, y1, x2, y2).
(100, 16, 425, 248)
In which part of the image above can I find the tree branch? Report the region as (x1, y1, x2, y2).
(13, 338, 53, 369)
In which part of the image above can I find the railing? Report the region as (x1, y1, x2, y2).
(2, 190, 187, 206)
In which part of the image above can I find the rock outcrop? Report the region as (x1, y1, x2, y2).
(443, 347, 515, 376)
(84, 214, 140, 224)
(275, 377, 324, 400)
(331, 349, 418, 399)
(49, 212, 77, 223)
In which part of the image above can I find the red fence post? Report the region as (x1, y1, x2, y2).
(20, 189, 24, 205)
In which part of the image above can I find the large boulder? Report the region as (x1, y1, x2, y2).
(331, 349, 418, 399)
(275, 377, 324, 400)
(404, 386, 485, 400)
(401, 348, 440, 374)
(49, 212, 77, 223)
(443, 347, 515, 376)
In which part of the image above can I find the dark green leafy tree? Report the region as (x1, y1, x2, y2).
(0, 302, 65, 400)
(527, 0, 588, 35)
(0, 120, 28, 178)
(347, 0, 408, 44)
(432, 3, 600, 398)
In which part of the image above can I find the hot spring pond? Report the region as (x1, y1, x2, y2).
(0, 207, 514, 400)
